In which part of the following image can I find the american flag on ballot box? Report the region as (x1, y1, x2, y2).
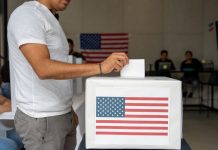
(80, 33, 129, 63)
(95, 96, 169, 137)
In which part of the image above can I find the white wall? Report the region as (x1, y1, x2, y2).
(58, 0, 210, 70)
(7, 0, 217, 69)
(7, 0, 218, 70)
(7, 0, 26, 15)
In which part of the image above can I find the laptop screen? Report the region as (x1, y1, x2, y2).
(158, 62, 171, 70)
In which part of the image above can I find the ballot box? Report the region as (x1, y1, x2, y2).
(85, 77, 182, 149)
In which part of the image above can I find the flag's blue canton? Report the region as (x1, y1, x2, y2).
(80, 34, 101, 49)
(96, 97, 125, 117)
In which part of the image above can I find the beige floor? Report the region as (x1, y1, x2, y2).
(183, 110, 218, 150)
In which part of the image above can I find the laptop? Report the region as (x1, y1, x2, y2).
(158, 62, 171, 71)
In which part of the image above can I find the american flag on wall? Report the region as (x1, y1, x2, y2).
(96, 96, 169, 137)
(80, 33, 128, 63)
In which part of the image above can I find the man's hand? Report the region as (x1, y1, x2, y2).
(72, 110, 79, 128)
(100, 52, 129, 74)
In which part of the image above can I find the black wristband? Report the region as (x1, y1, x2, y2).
(99, 63, 103, 75)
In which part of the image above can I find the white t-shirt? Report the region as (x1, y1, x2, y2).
(7, 1, 73, 118)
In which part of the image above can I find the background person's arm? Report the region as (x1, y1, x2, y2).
(170, 60, 176, 70)
(0, 95, 11, 113)
(20, 44, 128, 80)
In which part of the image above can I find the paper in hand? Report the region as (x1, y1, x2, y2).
(120, 59, 145, 78)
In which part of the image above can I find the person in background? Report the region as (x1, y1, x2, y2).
(1, 61, 10, 99)
(180, 50, 202, 98)
(68, 38, 86, 61)
(154, 49, 176, 77)
(0, 96, 24, 150)
(0, 61, 24, 150)
(0, 95, 11, 113)
(7, 0, 128, 150)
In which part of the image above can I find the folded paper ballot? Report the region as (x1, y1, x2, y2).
(120, 59, 145, 78)
(85, 77, 182, 149)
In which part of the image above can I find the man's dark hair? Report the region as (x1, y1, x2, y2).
(67, 38, 74, 45)
(161, 49, 168, 55)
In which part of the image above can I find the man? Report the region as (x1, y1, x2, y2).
(154, 49, 175, 77)
(7, 0, 128, 150)
(180, 50, 202, 97)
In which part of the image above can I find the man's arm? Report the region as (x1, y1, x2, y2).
(20, 44, 128, 80)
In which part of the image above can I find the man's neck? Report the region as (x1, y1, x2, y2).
(37, 0, 57, 14)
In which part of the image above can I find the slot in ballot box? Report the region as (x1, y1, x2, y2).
(85, 77, 182, 149)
